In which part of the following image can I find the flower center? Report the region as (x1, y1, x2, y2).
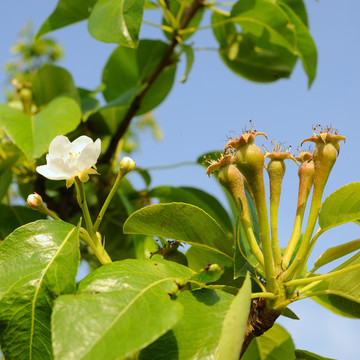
(68, 151, 80, 158)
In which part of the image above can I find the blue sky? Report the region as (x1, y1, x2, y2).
(1, 1, 360, 358)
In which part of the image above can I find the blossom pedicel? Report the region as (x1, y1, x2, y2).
(36, 135, 101, 188)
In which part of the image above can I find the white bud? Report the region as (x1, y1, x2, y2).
(27, 193, 43, 208)
(119, 156, 136, 174)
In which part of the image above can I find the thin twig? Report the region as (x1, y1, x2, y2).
(100, 0, 205, 165)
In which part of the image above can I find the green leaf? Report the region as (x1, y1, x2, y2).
(181, 44, 194, 83)
(52, 259, 193, 360)
(32, 64, 80, 106)
(311, 252, 360, 318)
(102, 40, 177, 114)
(242, 324, 295, 359)
(231, 0, 295, 52)
(281, 307, 299, 320)
(0, 169, 12, 203)
(0, 104, 32, 158)
(148, 186, 233, 236)
(295, 349, 335, 360)
(277, 0, 308, 27)
(96, 85, 144, 134)
(314, 238, 360, 270)
(186, 246, 246, 290)
(139, 288, 235, 360)
(123, 202, 234, 258)
(215, 273, 251, 360)
(190, 264, 224, 284)
(278, 2, 317, 87)
(78, 88, 101, 121)
(0, 205, 46, 240)
(319, 182, 360, 231)
(0, 97, 81, 159)
(212, 11, 297, 83)
(37, 0, 97, 37)
(88, 0, 145, 48)
(0, 220, 79, 360)
(32, 97, 81, 158)
(186, 245, 233, 272)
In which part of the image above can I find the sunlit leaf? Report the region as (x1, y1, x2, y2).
(319, 182, 360, 231)
(311, 252, 360, 318)
(215, 273, 251, 360)
(52, 259, 193, 360)
(0, 220, 79, 360)
(124, 202, 234, 258)
(242, 324, 295, 359)
(140, 288, 235, 360)
(0, 97, 81, 159)
(88, 0, 145, 48)
(37, 0, 97, 37)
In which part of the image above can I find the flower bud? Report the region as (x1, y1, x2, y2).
(119, 156, 136, 175)
(27, 193, 43, 209)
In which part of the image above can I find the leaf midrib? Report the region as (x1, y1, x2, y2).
(29, 226, 77, 360)
(79, 277, 174, 359)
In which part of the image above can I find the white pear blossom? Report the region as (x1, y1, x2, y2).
(36, 135, 101, 188)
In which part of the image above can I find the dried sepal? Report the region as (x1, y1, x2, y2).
(264, 140, 298, 165)
(301, 124, 345, 153)
(204, 152, 234, 176)
(224, 120, 267, 152)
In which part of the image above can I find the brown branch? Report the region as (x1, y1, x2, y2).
(240, 298, 280, 358)
(100, 0, 204, 165)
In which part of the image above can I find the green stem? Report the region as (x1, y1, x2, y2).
(75, 178, 112, 265)
(37, 203, 62, 221)
(252, 177, 276, 291)
(75, 177, 96, 238)
(284, 187, 323, 281)
(251, 292, 276, 300)
(80, 228, 112, 265)
(240, 216, 264, 267)
(282, 168, 313, 269)
(94, 171, 125, 232)
(285, 263, 360, 288)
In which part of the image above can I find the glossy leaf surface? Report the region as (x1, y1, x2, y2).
(140, 288, 235, 360)
(319, 182, 360, 231)
(37, 0, 97, 37)
(123, 202, 234, 258)
(52, 259, 194, 360)
(0, 220, 79, 360)
(88, 0, 145, 48)
(149, 185, 233, 236)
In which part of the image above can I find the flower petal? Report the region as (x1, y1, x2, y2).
(76, 139, 101, 172)
(47, 157, 78, 178)
(36, 164, 69, 180)
(48, 135, 72, 158)
(71, 136, 95, 153)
